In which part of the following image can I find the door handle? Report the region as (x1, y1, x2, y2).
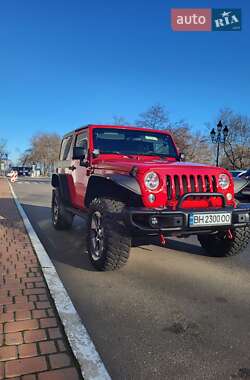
(68, 165, 76, 171)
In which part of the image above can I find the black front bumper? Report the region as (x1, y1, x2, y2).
(125, 203, 250, 235)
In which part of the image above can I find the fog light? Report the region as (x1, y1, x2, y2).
(226, 193, 233, 201)
(150, 216, 158, 227)
(148, 194, 156, 203)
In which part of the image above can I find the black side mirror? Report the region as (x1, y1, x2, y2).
(92, 149, 100, 158)
(179, 153, 185, 161)
(72, 147, 85, 160)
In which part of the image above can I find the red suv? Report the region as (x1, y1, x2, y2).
(51, 125, 250, 271)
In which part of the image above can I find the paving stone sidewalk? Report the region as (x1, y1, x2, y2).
(0, 178, 82, 380)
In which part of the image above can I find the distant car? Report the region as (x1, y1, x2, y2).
(230, 170, 246, 178)
(238, 170, 248, 178)
(9, 166, 32, 176)
(21, 166, 32, 176)
(239, 169, 250, 195)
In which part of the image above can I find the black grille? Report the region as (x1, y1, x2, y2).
(166, 174, 217, 201)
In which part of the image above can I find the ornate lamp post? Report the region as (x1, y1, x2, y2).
(210, 120, 229, 167)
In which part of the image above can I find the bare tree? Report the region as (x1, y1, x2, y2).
(188, 132, 212, 164)
(169, 120, 211, 164)
(19, 133, 61, 175)
(136, 104, 171, 130)
(112, 116, 130, 125)
(168, 120, 191, 153)
(18, 149, 33, 166)
(218, 108, 250, 169)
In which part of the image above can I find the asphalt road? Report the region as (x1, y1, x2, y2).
(12, 178, 250, 380)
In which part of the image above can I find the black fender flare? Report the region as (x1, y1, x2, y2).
(233, 178, 249, 194)
(85, 174, 142, 207)
(87, 174, 141, 195)
(51, 174, 71, 205)
(104, 174, 141, 195)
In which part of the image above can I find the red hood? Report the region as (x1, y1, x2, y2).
(93, 156, 228, 175)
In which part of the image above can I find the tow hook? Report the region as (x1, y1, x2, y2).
(160, 233, 166, 245)
(226, 229, 234, 240)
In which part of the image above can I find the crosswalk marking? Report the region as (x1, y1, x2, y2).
(15, 181, 49, 185)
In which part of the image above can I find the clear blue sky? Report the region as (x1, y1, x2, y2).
(0, 0, 249, 162)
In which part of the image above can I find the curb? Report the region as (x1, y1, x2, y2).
(9, 181, 111, 380)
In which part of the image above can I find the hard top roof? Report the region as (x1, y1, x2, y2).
(62, 124, 171, 139)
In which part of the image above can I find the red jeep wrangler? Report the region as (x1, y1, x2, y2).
(51, 125, 250, 271)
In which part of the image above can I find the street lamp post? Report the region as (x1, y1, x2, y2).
(210, 120, 229, 167)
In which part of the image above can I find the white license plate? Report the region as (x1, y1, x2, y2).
(189, 212, 232, 227)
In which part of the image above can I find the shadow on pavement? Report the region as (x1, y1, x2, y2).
(134, 235, 206, 256)
(20, 203, 95, 272)
(0, 197, 21, 221)
(0, 197, 28, 239)
(20, 203, 213, 271)
(163, 238, 207, 256)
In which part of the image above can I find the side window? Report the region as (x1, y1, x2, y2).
(75, 131, 88, 153)
(60, 136, 73, 160)
(59, 138, 68, 160)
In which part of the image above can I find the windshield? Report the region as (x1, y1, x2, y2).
(93, 128, 178, 158)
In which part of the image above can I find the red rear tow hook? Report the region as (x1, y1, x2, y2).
(226, 229, 234, 240)
(160, 234, 166, 246)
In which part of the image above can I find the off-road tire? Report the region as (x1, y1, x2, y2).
(198, 226, 250, 257)
(51, 189, 73, 230)
(87, 197, 131, 271)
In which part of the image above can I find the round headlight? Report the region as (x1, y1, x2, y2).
(218, 173, 230, 189)
(144, 172, 160, 190)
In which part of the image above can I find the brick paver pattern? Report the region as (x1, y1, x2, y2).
(0, 179, 82, 379)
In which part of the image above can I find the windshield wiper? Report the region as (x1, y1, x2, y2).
(100, 151, 176, 159)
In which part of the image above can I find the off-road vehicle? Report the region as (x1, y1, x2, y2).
(51, 125, 250, 271)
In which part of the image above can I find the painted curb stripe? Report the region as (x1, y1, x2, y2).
(9, 182, 111, 380)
